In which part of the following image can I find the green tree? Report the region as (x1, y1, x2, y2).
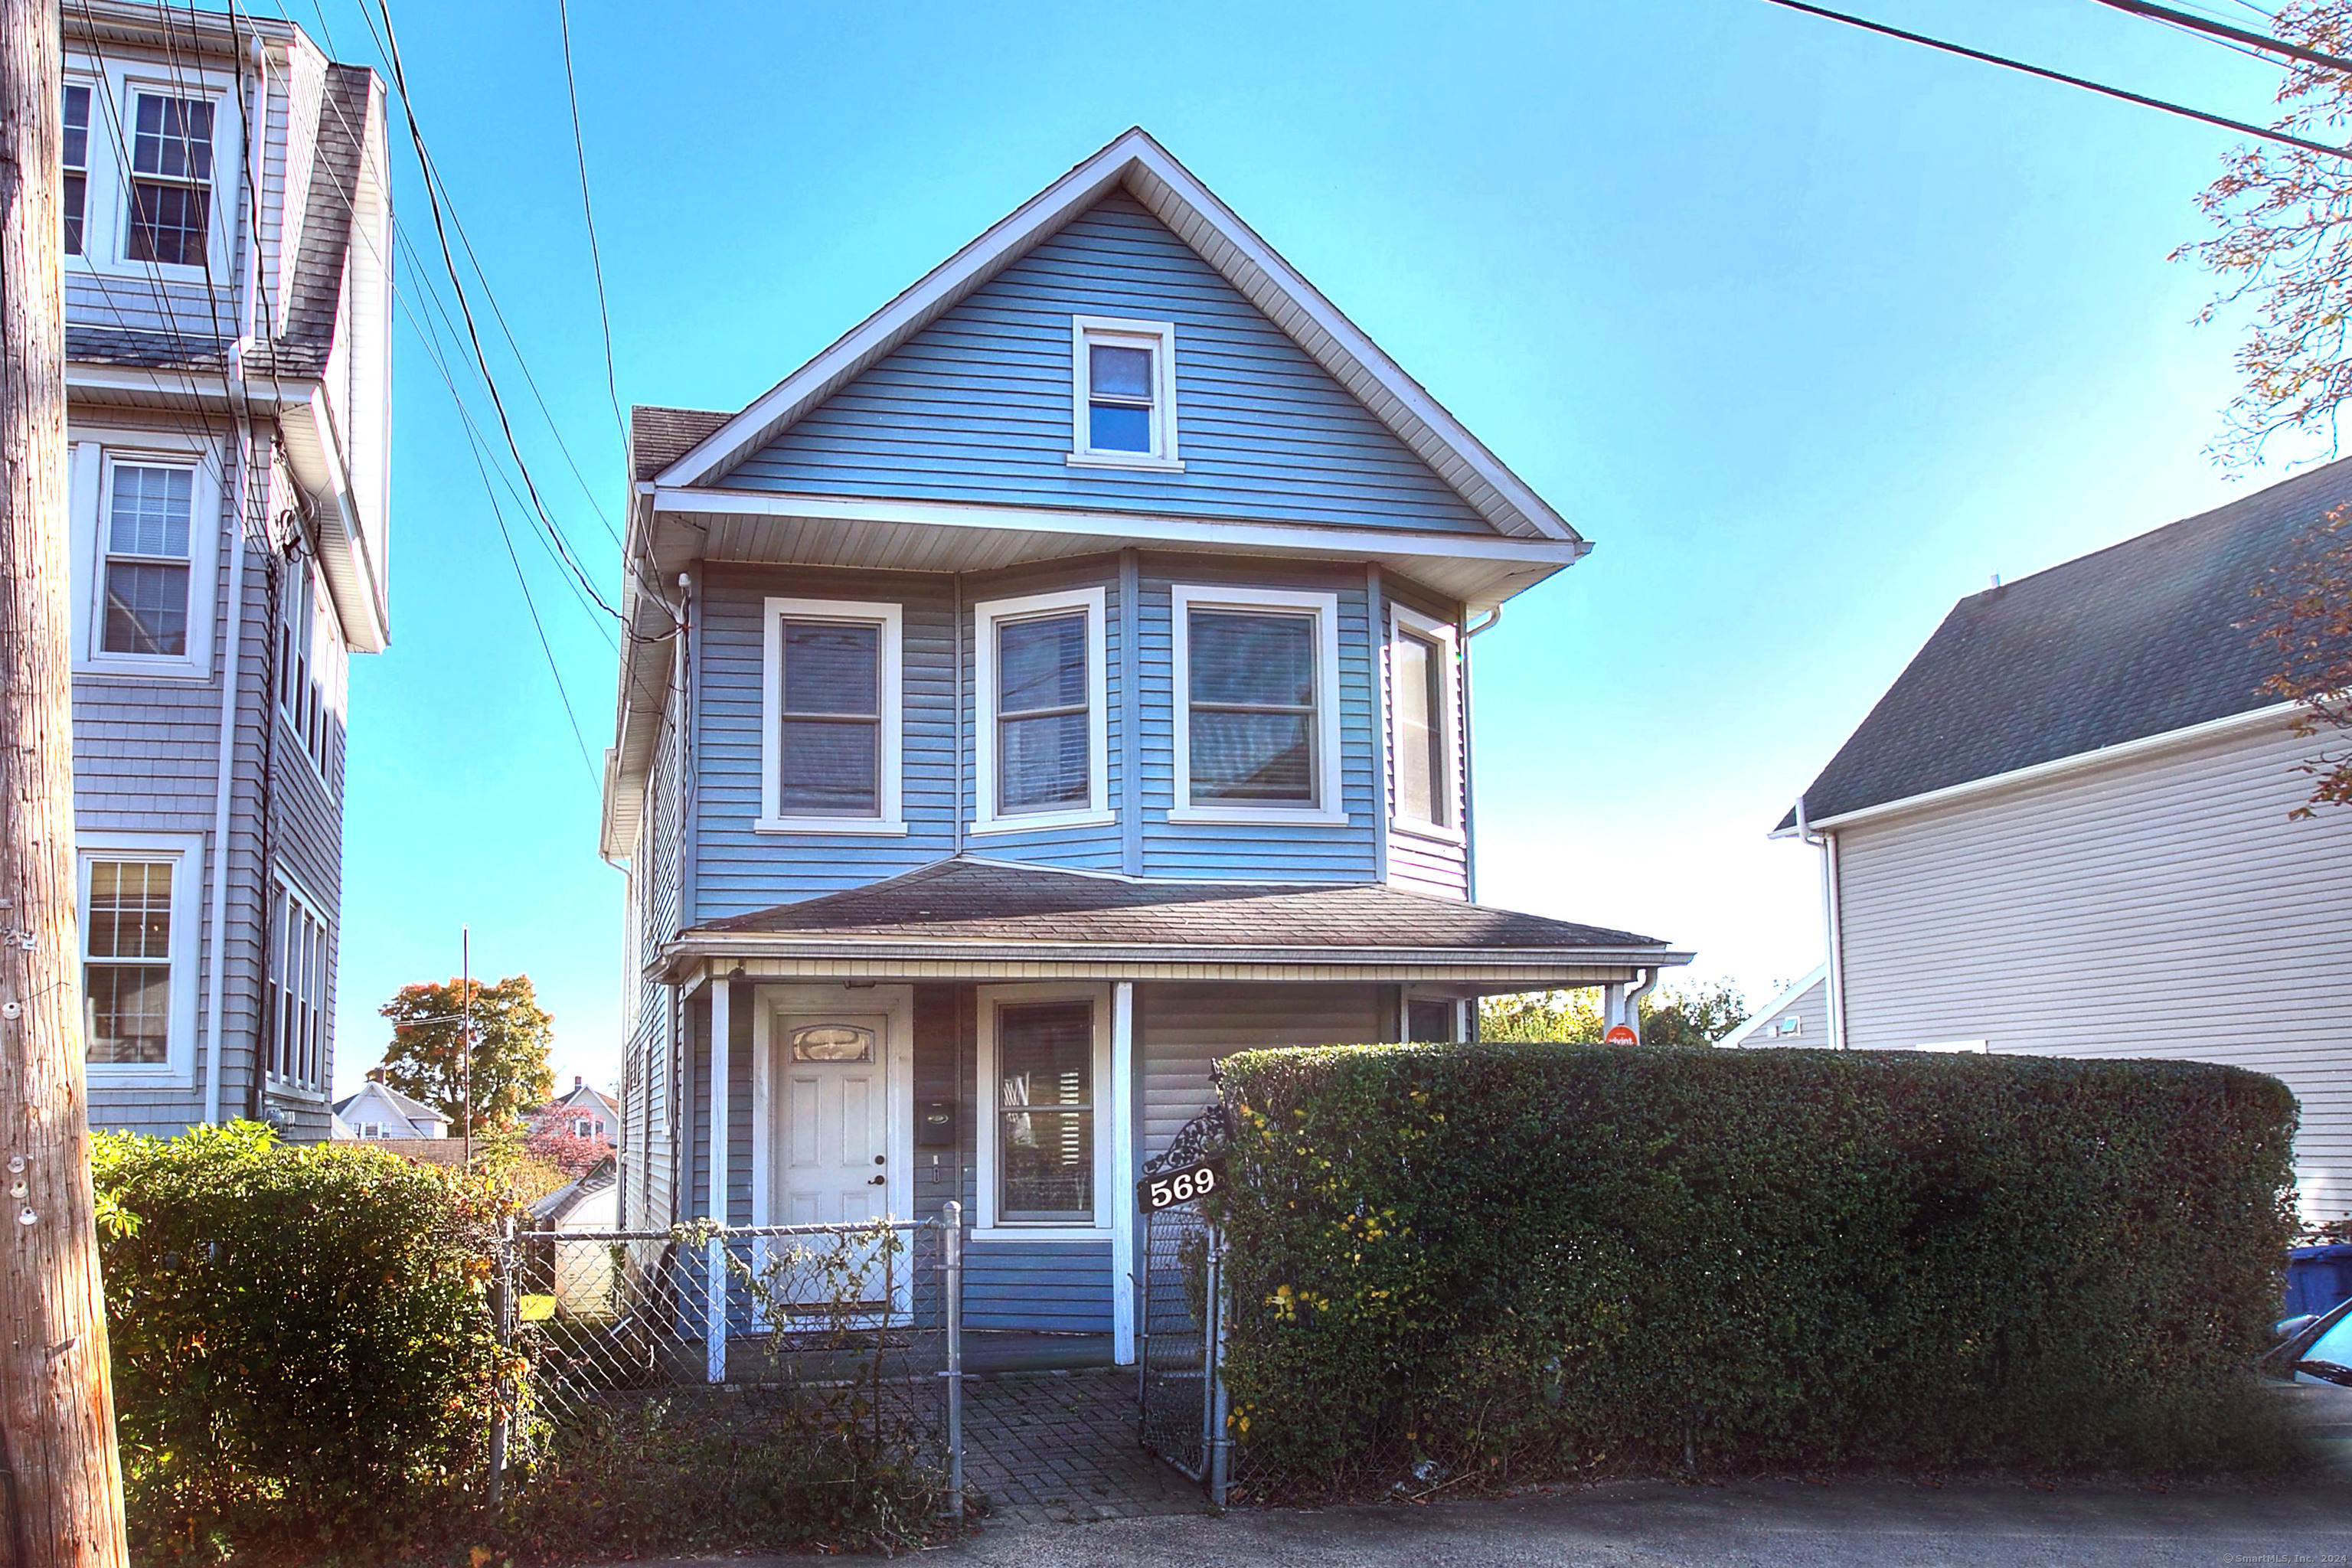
(377, 974, 554, 1132)
(1478, 982, 1749, 1047)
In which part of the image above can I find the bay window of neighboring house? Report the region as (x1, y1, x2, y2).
(80, 834, 201, 1086)
(1388, 606, 1461, 838)
(757, 597, 904, 833)
(976, 988, 1113, 1238)
(1170, 584, 1344, 825)
(265, 882, 329, 1093)
(279, 565, 343, 780)
(973, 587, 1109, 832)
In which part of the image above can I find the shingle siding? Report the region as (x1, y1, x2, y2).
(720, 192, 1491, 535)
(1834, 714, 2352, 1217)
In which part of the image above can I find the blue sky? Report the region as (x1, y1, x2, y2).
(316, 0, 2310, 1094)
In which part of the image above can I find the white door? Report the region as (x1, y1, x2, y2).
(774, 1014, 892, 1227)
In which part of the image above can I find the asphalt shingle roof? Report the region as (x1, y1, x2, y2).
(631, 405, 733, 481)
(699, 856, 1664, 950)
(332, 1080, 447, 1127)
(1784, 457, 2352, 828)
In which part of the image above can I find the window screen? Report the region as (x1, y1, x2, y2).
(776, 619, 882, 816)
(126, 93, 213, 266)
(85, 859, 173, 1064)
(1393, 628, 1446, 827)
(101, 464, 194, 656)
(1407, 998, 1457, 1043)
(1187, 609, 1316, 805)
(997, 610, 1089, 812)
(997, 1001, 1094, 1222)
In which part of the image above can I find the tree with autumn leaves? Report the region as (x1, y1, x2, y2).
(377, 974, 556, 1133)
(2178, 2, 2352, 811)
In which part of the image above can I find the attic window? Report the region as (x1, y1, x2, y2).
(1069, 316, 1182, 471)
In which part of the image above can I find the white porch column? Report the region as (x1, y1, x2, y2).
(1602, 982, 1628, 1034)
(706, 978, 732, 1383)
(1110, 980, 1136, 1366)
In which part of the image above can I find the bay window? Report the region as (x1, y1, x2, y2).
(1389, 606, 1460, 837)
(1170, 584, 1344, 824)
(758, 596, 904, 833)
(973, 586, 1109, 831)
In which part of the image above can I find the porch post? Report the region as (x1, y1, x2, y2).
(706, 977, 731, 1383)
(1109, 979, 1136, 1366)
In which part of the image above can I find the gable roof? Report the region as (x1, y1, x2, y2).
(332, 1079, 448, 1129)
(549, 1082, 621, 1119)
(671, 856, 1682, 976)
(632, 406, 731, 481)
(652, 129, 1576, 544)
(1713, 965, 1827, 1050)
(1781, 458, 2352, 830)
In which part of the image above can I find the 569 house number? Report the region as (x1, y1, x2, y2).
(1137, 1159, 1224, 1214)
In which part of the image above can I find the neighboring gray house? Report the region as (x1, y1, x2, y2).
(67, 3, 393, 1141)
(1778, 459, 2352, 1219)
(606, 129, 1690, 1364)
(541, 1076, 620, 1143)
(1717, 965, 1828, 1050)
(331, 1077, 449, 1140)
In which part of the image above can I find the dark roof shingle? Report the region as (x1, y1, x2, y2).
(1786, 457, 2352, 827)
(700, 856, 1664, 950)
(632, 406, 733, 480)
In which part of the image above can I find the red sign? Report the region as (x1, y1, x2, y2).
(1602, 1024, 1639, 1046)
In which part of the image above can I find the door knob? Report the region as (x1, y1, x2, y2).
(867, 1174, 886, 1186)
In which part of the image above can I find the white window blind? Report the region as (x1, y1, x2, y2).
(996, 1001, 1095, 1223)
(996, 610, 1089, 812)
(1187, 609, 1317, 805)
(776, 619, 883, 816)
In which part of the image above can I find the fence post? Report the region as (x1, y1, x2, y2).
(942, 1201, 963, 1519)
(1206, 1223, 1230, 1510)
(488, 1214, 514, 1507)
(705, 1230, 727, 1383)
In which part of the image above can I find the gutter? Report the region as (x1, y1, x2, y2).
(1795, 794, 1848, 1052)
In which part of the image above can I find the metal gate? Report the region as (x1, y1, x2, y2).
(1135, 1106, 1230, 1504)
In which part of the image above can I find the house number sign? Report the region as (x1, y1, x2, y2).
(1137, 1158, 1224, 1214)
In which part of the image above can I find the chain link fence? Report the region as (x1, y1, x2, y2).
(490, 1210, 965, 1515)
(1137, 1201, 1231, 1503)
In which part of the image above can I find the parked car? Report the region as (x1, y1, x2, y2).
(2267, 1296, 2352, 1387)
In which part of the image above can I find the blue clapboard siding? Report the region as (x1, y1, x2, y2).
(685, 986, 756, 1224)
(719, 191, 1491, 536)
(964, 1243, 1115, 1333)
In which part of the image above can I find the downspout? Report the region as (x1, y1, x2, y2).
(1796, 795, 1848, 1051)
(1625, 965, 1658, 1037)
(1460, 605, 1501, 905)
(952, 573, 965, 857)
(204, 441, 251, 1125)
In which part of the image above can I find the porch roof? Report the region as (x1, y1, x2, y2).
(660, 856, 1691, 987)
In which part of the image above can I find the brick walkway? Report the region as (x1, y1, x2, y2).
(961, 1367, 1212, 1524)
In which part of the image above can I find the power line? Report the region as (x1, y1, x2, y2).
(557, 0, 628, 455)
(1761, 0, 2352, 162)
(2093, 0, 2352, 74)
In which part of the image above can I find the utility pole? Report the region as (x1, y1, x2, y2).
(459, 926, 471, 1168)
(0, 0, 130, 1559)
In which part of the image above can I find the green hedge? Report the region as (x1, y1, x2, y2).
(1214, 1044, 2300, 1490)
(93, 1122, 514, 1561)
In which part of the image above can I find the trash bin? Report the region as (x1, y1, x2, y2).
(2286, 1243, 2352, 1318)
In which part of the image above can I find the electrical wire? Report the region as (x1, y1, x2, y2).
(557, 0, 628, 454)
(1762, 0, 2352, 160)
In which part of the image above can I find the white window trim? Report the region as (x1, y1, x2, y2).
(1387, 603, 1465, 845)
(264, 869, 332, 1095)
(971, 586, 1112, 834)
(756, 596, 906, 835)
(74, 439, 221, 679)
(61, 54, 243, 286)
(1067, 315, 1184, 472)
(80, 829, 203, 1089)
(974, 982, 1116, 1243)
(1400, 989, 1468, 1044)
(1916, 1040, 1990, 1054)
(1168, 583, 1347, 827)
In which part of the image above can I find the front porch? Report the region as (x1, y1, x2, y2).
(654, 855, 1689, 1361)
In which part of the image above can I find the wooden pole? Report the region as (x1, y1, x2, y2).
(0, 0, 130, 1559)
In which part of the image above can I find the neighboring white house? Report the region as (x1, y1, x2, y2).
(1717, 965, 1828, 1050)
(539, 1076, 620, 1144)
(331, 1077, 450, 1140)
(1777, 459, 2352, 1220)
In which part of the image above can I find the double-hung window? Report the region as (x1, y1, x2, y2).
(973, 587, 1109, 831)
(100, 460, 194, 658)
(1068, 316, 1181, 470)
(1170, 585, 1344, 824)
(126, 90, 213, 267)
(758, 597, 904, 833)
(573, 1116, 596, 1138)
(975, 988, 1116, 1236)
(61, 83, 90, 256)
(80, 833, 200, 1084)
(1388, 606, 1461, 838)
(266, 884, 328, 1092)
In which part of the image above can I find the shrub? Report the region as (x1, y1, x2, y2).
(93, 1122, 516, 1561)
(1214, 1044, 2301, 1494)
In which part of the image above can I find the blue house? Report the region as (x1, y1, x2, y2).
(606, 129, 1687, 1362)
